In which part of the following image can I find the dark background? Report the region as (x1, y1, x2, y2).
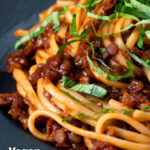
(0, 0, 57, 149)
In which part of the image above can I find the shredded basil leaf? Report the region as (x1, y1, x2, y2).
(60, 89, 100, 109)
(57, 39, 79, 55)
(62, 76, 76, 88)
(58, 6, 68, 16)
(88, 12, 139, 21)
(120, 109, 134, 115)
(62, 108, 133, 122)
(87, 53, 133, 81)
(115, 0, 124, 11)
(142, 105, 150, 112)
(88, 12, 113, 21)
(62, 76, 107, 98)
(130, 0, 150, 16)
(135, 19, 150, 26)
(62, 109, 112, 122)
(99, 48, 105, 54)
(116, 0, 150, 19)
(120, 6, 149, 19)
(137, 25, 144, 48)
(70, 84, 107, 98)
(145, 30, 150, 39)
(57, 39, 110, 71)
(123, 45, 150, 70)
(126, 51, 150, 70)
(87, 41, 112, 70)
(62, 113, 90, 122)
(77, 0, 103, 12)
(92, 23, 134, 38)
(124, 0, 134, 8)
(15, 28, 45, 50)
(15, 7, 68, 50)
(71, 14, 90, 39)
(146, 60, 150, 66)
(93, 19, 150, 38)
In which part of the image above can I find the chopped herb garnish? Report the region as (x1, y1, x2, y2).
(60, 89, 100, 109)
(88, 12, 139, 21)
(145, 30, 150, 39)
(62, 108, 134, 122)
(137, 25, 144, 49)
(15, 7, 68, 50)
(57, 39, 80, 55)
(122, 43, 150, 70)
(92, 19, 150, 38)
(99, 48, 105, 54)
(119, 109, 134, 115)
(57, 39, 111, 71)
(87, 53, 133, 81)
(70, 84, 107, 99)
(62, 109, 112, 122)
(62, 76, 107, 98)
(62, 113, 90, 122)
(88, 12, 113, 21)
(130, 0, 150, 16)
(123, 46, 150, 70)
(57, 13, 91, 55)
(92, 23, 134, 38)
(71, 14, 90, 39)
(116, 0, 150, 19)
(146, 60, 150, 66)
(115, 0, 124, 11)
(124, 0, 134, 8)
(58, 6, 68, 16)
(99, 11, 139, 27)
(120, 6, 149, 19)
(142, 105, 150, 112)
(62, 76, 76, 88)
(77, 0, 103, 12)
(87, 41, 112, 70)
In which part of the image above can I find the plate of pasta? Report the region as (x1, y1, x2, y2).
(1, 0, 150, 150)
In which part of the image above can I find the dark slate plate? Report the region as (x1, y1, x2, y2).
(0, 0, 58, 150)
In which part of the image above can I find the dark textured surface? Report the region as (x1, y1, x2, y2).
(0, 0, 57, 150)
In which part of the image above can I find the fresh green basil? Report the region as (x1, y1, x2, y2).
(137, 25, 144, 48)
(88, 12, 139, 21)
(142, 105, 150, 112)
(60, 89, 100, 109)
(62, 76, 76, 88)
(130, 0, 150, 16)
(87, 53, 133, 81)
(93, 19, 150, 38)
(62, 108, 112, 122)
(146, 60, 150, 66)
(15, 7, 68, 50)
(62, 113, 91, 122)
(88, 12, 113, 21)
(123, 45, 150, 70)
(145, 30, 150, 39)
(127, 50, 150, 70)
(77, 0, 103, 12)
(70, 84, 107, 98)
(57, 39, 110, 71)
(120, 6, 149, 19)
(116, 0, 150, 19)
(57, 39, 80, 55)
(120, 109, 134, 115)
(62, 108, 134, 122)
(62, 76, 107, 98)
(99, 48, 105, 54)
(92, 23, 134, 38)
(71, 14, 90, 39)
